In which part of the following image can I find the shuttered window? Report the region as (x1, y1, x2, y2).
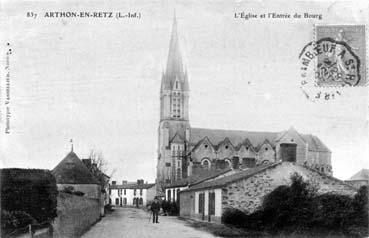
(209, 192, 215, 215)
(199, 193, 205, 214)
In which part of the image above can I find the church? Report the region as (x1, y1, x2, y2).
(156, 15, 332, 192)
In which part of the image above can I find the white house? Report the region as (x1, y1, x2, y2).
(109, 179, 156, 207)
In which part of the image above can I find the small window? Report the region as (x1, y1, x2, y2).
(165, 162, 171, 167)
(225, 145, 229, 149)
(140, 189, 143, 196)
(124, 189, 126, 195)
(176, 81, 178, 89)
(265, 147, 268, 151)
(204, 144, 208, 148)
(134, 189, 136, 195)
(246, 146, 249, 150)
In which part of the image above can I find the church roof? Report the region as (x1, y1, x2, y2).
(190, 127, 280, 148)
(348, 169, 369, 181)
(189, 127, 330, 153)
(52, 151, 99, 185)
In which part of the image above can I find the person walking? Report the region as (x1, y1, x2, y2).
(150, 197, 160, 223)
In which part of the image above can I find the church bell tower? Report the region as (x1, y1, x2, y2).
(157, 14, 190, 192)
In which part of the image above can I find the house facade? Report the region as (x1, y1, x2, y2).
(109, 180, 156, 207)
(52, 149, 105, 217)
(179, 162, 356, 223)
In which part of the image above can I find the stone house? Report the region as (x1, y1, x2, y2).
(52, 150, 101, 199)
(109, 179, 156, 207)
(52, 149, 106, 217)
(179, 162, 356, 223)
(345, 169, 369, 189)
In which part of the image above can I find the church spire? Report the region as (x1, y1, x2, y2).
(165, 12, 184, 80)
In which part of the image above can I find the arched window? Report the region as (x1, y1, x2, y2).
(133, 198, 136, 205)
(123, 198, 127, 205)
(201, 158, 211, 169)
(139, 198, 143, 205)
(225, 159, 232, 168)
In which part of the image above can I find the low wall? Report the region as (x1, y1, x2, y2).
(53, 192, 100, 238)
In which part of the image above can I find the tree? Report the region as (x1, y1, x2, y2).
(87, 149, 116, 190)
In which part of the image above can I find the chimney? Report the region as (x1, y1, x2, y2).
(122, 180, 127, 184)
(112, 181, 116, 185)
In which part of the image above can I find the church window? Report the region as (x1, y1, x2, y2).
(202, 160, 210, 169)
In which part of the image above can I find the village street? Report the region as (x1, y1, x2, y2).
(81, 207, 217, 238)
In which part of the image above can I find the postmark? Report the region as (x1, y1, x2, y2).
(299, 25, 366, 101)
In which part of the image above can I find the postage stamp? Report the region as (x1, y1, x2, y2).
(315, 25, 366, 86)
(299, 25, 367, 101)
(300, 25, 366, 88)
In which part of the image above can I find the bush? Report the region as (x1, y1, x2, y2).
(220, 174, 368, 237)
(221, 208, 248, 227)
(0, 169, 58, 226)
(1, 210, 37, 235)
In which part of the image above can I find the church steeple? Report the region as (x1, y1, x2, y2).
(166, 12, 183, 78)
(161, 13, 188, 92)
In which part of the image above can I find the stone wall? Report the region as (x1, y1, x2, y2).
(53, 192, 100, 238)
(222, 162, 356, 214)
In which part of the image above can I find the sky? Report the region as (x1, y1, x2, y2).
(1, 0, 368, 183)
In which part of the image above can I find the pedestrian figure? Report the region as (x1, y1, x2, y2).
(150, 196, 160, 223)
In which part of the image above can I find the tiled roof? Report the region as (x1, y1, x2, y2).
(165, 168, 232, 188)
(110, 183, 156, 189)
(348, 169, 369, 181)
(189, 128, 330, 153)
(52, 151, 99, 185)
(184, 162, 281, 191)
(190, 128, 281, 148)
